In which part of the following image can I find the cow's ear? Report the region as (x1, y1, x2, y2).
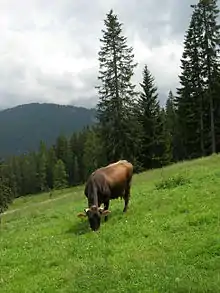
(77, 212, 87, 218)
(101, 210, 111, 216)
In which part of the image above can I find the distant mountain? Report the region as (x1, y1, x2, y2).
(0, 103, 96, 158)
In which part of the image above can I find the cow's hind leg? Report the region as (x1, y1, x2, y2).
(123, 181, 131, 213)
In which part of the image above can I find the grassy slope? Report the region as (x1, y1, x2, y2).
(1, 155, 220, 293)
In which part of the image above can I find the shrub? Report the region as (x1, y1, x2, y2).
(155, 174, 191, 190)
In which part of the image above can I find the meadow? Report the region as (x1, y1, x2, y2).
(1, 155, 220, 293)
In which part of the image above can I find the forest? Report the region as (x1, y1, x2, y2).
(0, 103, 96, 157)
(1, 0, 220, 214)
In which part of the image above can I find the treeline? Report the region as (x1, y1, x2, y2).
(0, 127, 103, 197)
(1, 0, 220, 214)
(0, 93, 173, 198)
(176, 0, 220, 158)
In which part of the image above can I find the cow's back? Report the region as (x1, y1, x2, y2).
(84, 160, 133, 206)
(97, 160, 133, 189)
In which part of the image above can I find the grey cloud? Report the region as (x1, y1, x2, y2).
(35, 71, 74, 92)
(169, 0, 199, 38)
(1, 0, 220, 111)
(0, 90, 46, 109)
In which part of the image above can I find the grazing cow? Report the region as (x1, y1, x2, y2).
(77, 160, 133, 231)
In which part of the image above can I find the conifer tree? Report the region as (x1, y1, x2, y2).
(96, 9, 139, 163)
(2, 157, 18, 197)
(0, 171, 13, 218)
(69, 131, 86, 182)
(11, 156, 23, 196)
(159, 108, 173, 165)
(37, 142, 47, 192)
(72, 155, 80, 185)
(176, 4, 206, 159)
(137, 65, 168, 168)
(55, 135, 68, 163)
(46, 146, 57, 189)
(83, 127, 104, 178)
(53, 159, 68, 189)
(197, 0, 220, 154)
(165, 90, 178, 161)
(26, 152, 38, 194)
(176, 1, 220, 158)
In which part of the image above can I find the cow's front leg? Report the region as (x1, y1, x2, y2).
(103, 200, 110, 222)
(123, 198, 129, 212)
(123, 182, 131, 212)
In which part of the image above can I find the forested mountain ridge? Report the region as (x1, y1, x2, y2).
(1, 2, 220, 207)
(0, 103, 96, 157)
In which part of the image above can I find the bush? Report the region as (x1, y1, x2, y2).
(155, 174, 191, 190)
(0, 176, 13, 217)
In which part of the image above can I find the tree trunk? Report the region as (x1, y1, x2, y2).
(210, 89, 216, 153)
(200, 93, 205, 156)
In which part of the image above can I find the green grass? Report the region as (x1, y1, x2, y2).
(1, 154, 220, 292)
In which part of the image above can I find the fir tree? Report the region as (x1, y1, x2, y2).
(197, 0, 220, 154)
(65, 140, 74, 185)
(137, 65, 168, 168)
(1, 157, 18, 197)
(83, 127, 104, 178)
(55, 135, 69, 163)
(176, 1, 220, 157)
(159, 108, 173, 165)
(73, 156, 80, 185)
(165, 90, 178, 161)
(37, 142, 47, 192)
(53, 159, 68, 190)
(96, 9, 139, 164)
(75, 128, 88, 182)
(176, 4, 206, 159)
(25, 152, 38, 194)
(0, 170, 13, 218)
(46, 146, 57, 189)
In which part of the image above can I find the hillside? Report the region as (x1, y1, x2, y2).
(1, 155, 220, 292)
(0, 103, 96, 157)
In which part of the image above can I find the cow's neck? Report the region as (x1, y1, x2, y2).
(88, 183, 98, 208)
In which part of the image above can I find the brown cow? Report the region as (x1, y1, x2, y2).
(77, 160, 133, 231)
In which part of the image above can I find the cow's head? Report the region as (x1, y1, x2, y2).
(77, 205, 111, 231)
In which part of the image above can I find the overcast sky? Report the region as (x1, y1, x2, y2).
(0, 0, 208, 110)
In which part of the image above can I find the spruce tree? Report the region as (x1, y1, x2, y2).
(2, 157, 18, 197)
(76, 128, 88, 181)
(176, 4, 206, 159)
(96, 9, 139, 163)
(37, 142, 47, 192)
(137, 65, 167, 169)
(69, 131, 86, 182)
(53, 159, 68, 190)
(165, 90, 178, 161)
(176, 0, 220, 158)
(83, 127, 104, 178)
(72, 156, 80, 185)
(46, 146, 57, 189)
(159, 107, 173, 165)
(26, 152, 38, 194)
(0, 170, 13, 217)
(55, 135, 68, 163)
(197, 0, 220, 154)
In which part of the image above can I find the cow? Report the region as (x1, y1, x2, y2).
(77, 160, 133, 231)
